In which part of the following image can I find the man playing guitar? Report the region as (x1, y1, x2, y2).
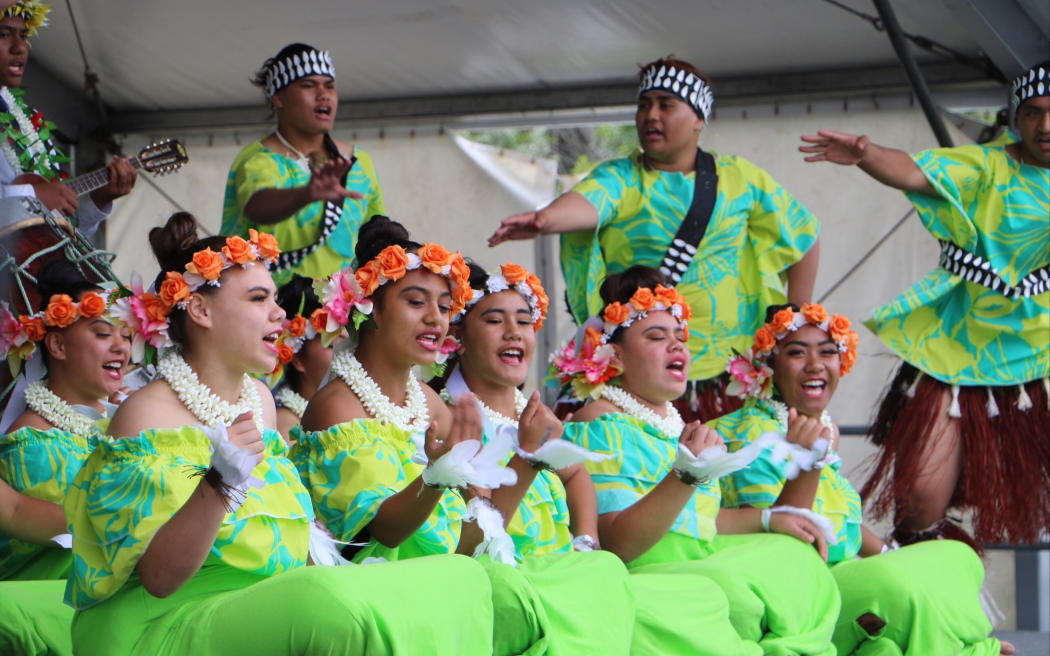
(0, 0, 136, 235)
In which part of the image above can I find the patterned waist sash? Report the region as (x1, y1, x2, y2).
(939, 240, 1050, 299)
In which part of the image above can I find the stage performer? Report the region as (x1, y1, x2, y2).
(715, 302, 1010, 655)
(490, 56, 820, 422)
(799, 59, 1049, 550)
(0, 1, 136, 234)
(222, 42, 384, 285)
(62, 212, 494, 656)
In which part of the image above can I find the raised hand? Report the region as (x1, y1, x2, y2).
(488, 210, 542, 246)
(770, 511, 829, 561)
(517, 391, 563, 452)
(227, 411, 265, 466)
(679, 421, 725, 457)
(425, 393, 483, 462)
(785, 407, 830, 452)
(799, 129, 870, 166)
(305, 157, 364, 203)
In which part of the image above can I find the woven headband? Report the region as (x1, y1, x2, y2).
(1011, 61, 1049, 120)
(638, 62, 713, 120)
(264, 48, 335, 98)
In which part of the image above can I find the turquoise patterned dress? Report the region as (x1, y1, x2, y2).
(564, 412, 840, 655)
(221, 141, 385, 285)
(713, 399, 1002, 655)
(868, 144, 1049, 386)
(64, 425, 494, 656)
(564, 151, 820, 380)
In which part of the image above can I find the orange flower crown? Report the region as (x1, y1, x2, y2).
(1, 291, 115, 374)
(726, 303, 859, 400)
(600, 285, 693, 343)
(459, 262, 550, 330)
(264, 313, 316, 386)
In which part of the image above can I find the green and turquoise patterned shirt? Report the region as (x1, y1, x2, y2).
(868, 144, 1049, 385)
(710, 399, 863, 564)
(562, 413, 720, 542)
(0, 426, 99, 579)
(64, 427, 312, 609)
(290, 420, 465, 561)
(563, 151, 819, 380)
(221, 140, 385, 285)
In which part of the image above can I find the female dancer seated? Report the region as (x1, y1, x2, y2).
(293, 216, 634, 655)
(562, 265, 841, 655)
(270, 274, 336, 442)
(63, 212, 493, 656)
(715, 303, 1011, 655)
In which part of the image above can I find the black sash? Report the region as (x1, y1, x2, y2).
(658, 148, 718, 284)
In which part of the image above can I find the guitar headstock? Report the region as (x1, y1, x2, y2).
(136, 139, 189, 175)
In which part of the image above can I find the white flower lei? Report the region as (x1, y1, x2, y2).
(0, 87, 50, 175)
(330, 350, 429, 433)
(274, 386, 308, 419)
(441, 386, 527, 428)
(23, 381, 97, 435)
(601, 385, 685, 438)
(766, 398, 833, 433)
(156, 353, 264, 434)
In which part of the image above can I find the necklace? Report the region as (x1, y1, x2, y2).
(442, 386, 527, 427)
(0, 86, 57, 177)
(156, 353, 264, 434)
(330, 351, 429, 433)
(275, 387, 308, 419)
(23, 381, 97, 435)
(601, 385, 684, 438)
(766, 399, 833, 432)
(274, 130, 311, 173)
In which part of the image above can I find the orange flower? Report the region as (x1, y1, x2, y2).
(584, 325, 604, 349)
(753, 325, 776, 353)
(141, 294, 170, 323)
(78, 292, 106, 319)
(769, 308, 795, 333)
(310, 308, 328, 334)
(222, 235, 256, 265)
(287, 315, 307, 338)
(676, 292, 693, 321)
(800, 303, 828, 325)
(828, 314, 852, 341)
(845, 330, 860, 351)
(452, 284, 474, 314)
(44, 294, 79, 328)
(501, 262, 528, 284)
(249, 229, 281, 261)
(19, 315, 46, 341)
(186, 248, 224, 281)
(629, 287, 655, 312)
(840, 348, 857, 375)
(355, 261, 381, 296)
(603, 302, 630, 324)
(448, 255, 471, 286)
(276, 340, 295, 365)
(682, 322, 690, 341)
(654, 285, 679, 309)
(418, 243, 453, 273)
(158, 271, 190, 308)
(375, 245, 409, 281)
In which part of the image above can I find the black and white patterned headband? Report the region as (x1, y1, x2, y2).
(264, 48, 336, 98)
(1011, 61, 1049, 119)
(638, 63, 714, 120)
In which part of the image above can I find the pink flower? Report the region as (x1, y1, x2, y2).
(109, 273, 173, 363)
(0, 302, 25, 357)
(435, 335, 460, 365)
(725, 350, 773, 399)
(321, 269, 373, 328)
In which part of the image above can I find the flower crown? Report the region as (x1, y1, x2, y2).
(0, 291, 113, 373)
(460, 262, 550, 330)
(726, 303, 859, 400)
(601, 285, 692, 343)
(312, 242, 472, 346)
(110, 230, 281, 363)
(263, 313, 318, 386)
(546, 323, 622, 401)
(4, 1, 50, 37)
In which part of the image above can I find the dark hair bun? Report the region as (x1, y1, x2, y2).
(466, 261, 488, 291)
(599, 265, 669, 305)
(354, 214, 419, 265)
(35, 260, 99, 311)
(149, 212, 202, 274)
(277, 274, 321, 318)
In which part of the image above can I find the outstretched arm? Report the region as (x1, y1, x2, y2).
(243, 158, 363, 225)
(488, 191, 599, 246)
(786, 237, 820, 305)
(800, 129, 935, 195)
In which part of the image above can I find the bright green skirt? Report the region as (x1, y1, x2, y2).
(0, 579, 73, 655)
(2, 547, 70, 581)
(831, 540, 1000, 655)
(71, 556, 493, 656)
(480, 549, 634, 656)
(628, 532, 840, 656)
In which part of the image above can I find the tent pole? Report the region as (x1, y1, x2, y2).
(872, 0, 955, 147)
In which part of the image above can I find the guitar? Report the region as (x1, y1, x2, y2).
(13, 138, 189, 195)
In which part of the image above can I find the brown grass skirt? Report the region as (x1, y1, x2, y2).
(860, 363, 1050, 549)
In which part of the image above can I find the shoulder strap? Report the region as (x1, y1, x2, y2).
(658, 148, 718, 284)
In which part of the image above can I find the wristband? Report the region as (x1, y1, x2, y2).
(672, 468, 706, 487)
(572, 535, 599, 552)
(760, 508, 772, 533)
